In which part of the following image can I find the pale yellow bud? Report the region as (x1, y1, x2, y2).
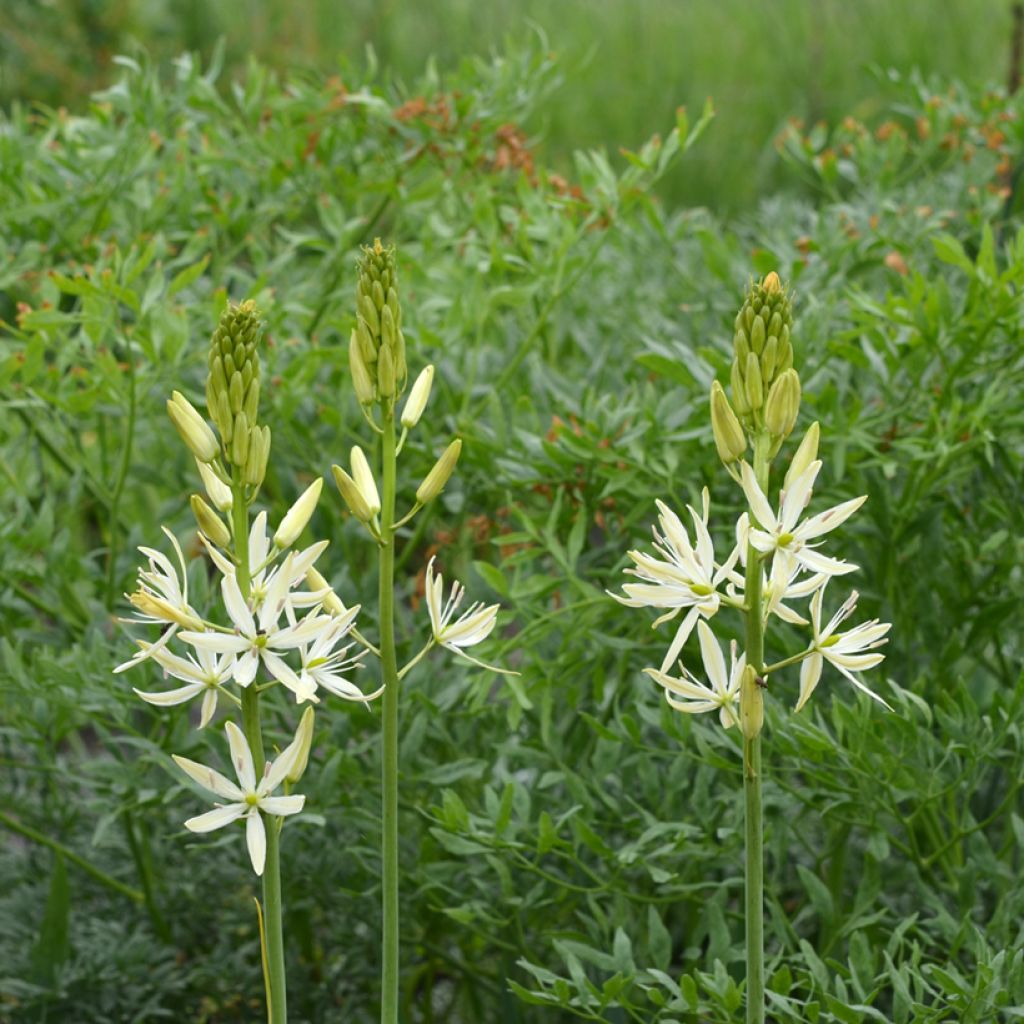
(784, 421, 821, 488)
(305, 567, 348, 617)
(332, 464, 373, 522)
(710, 381, 746, 464)
(762, 271, 782, 294)
(349, 329, 375, 405)
(128, 590, 203, 630)
(244, 425, 271, 487)
(740, 664, 764, 740)
(274, 478, 323, 550)
(416, 439, 462, 504)
(167, 391, 219, 463)
(196, 460, 233, 512)
(400, 365, 434, 429)
(285, 706, 316, 785)
(190, 494, 231, 548)
(764, 369, 801, 439)
(350, 446, 380, 516)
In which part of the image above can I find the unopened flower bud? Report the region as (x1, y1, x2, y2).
(231, 410, 250, 467)
(760, 334, 778, 382)
(730, 360, 749, 415)
(740, 664, 764, 740)
(274, 478, 323, 550)
(762, 271, 781, 293)
(749, 314, 766, 355)
(784, 421, 820, 488)
(349, 329, 375, 405)
(167, 391, 219, 463)
(244, 425, 272, 487)
(350, 446, 380, 516)
(744, 352, 764, 411)
(190, 494, 231, 548)
(196, 460, 233, 512)
(710, 381, 746, 463)
(764, 368, 801, 439)
(285, 706, 316, 785)
(401, 365, 434, 429)
(332, 465, 373, 522)
(377, 342, 395, 399)
(129, 590, 203, 630)
(416, 439, 462, 504)
(305, 566, 348, 617)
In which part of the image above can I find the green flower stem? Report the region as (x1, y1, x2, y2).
(232, 478, 288, 1024)
(379, 409, 401, 1024)
(743, 443, 770, 1024)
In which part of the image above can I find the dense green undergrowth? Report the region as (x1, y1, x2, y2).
(1, 45, 1023, 1022)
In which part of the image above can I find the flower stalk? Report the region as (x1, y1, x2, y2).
(333, 240, 516, 1023)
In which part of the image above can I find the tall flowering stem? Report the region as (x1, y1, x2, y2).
(118, 301, 382, 1023)
(742, 442, 769, 1024)
(378, 410, 401, 1024)
(335, 241, 516, 1023)
(614, 272, 891, 1023)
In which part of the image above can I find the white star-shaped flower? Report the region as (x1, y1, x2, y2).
(739, 460, 864, 577)
(643, 620, 745, 729)
(173, 721, 306, 875)
(612, 490, 742, 672)
(796, 583, 891, 712)
(131, 642, 236, 728)
(115, 529, 203, 673)
(289, 605, 382, 703)
(179, 552, 335, 702)
(424, 557, 514, 674)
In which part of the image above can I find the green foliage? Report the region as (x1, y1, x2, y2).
(2, 43, 1023, 1023)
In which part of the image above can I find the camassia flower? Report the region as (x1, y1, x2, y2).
(173, 720, 306, 875)
(131, 643, 236, 728)
(612, 491, 742, 672)
(796, 583, 891, 712)
(179, 552, 336, 701)
(424, 557, 515, 674)
(739, 460, 864, 577)
(290, 605, 383, 703)
(115, 529, 203, 673)
(643, 620, 745, 729)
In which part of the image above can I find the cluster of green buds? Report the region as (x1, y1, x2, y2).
(350, 240, 408, 406)
(202, 300, 271, 487)
(334, 241, 462, 531)
(712, 272, 802, 467)
(165, 300, 276, 550)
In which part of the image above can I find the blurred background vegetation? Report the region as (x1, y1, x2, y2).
(1, 0, 1018, 209)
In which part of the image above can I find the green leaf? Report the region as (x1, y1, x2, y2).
(30, 851, 71, 986)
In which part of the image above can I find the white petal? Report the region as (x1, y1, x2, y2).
(246, 811, 267, 875)
(659, 605, 702, 673)
(221, 574, 256, 636)
(134, 682, 205, 707)
(796, 548, 858, 577)
(172, 755, 244, 801)
(249, 512, 270, 576)
(199, 688, 218, 729)
(179, 630, 251, 654)
(184, 804, 246, 833)
(780, 460, 822, 533)
(739, 462, 777, 532)
(225, 721, 257, 792)
(696, 620, 727, 695)
(234, 649, 260, 686)
(644, 667, 717, 701)
(795, 652, 823, 712)
(259, 795, 305, 817)
(797, 495, 868, 542)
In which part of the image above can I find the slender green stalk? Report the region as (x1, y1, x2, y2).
(379, 410, 401, 1024)
(742, 443, 769, 1024)
(0, 809, 143, 903)
(233, 478, 287, 1024)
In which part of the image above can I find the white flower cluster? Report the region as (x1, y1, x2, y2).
(614, 442, 891, 728)
(115, 486, 379, 874)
